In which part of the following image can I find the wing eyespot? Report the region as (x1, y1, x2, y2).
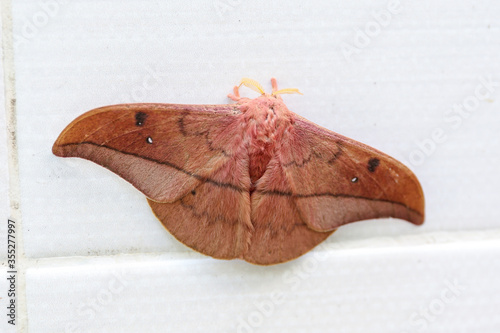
(146, 136, 153, 144)
(351, 177, 358, 183)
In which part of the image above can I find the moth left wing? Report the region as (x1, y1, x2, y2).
(53, 103, 244, 203)
(147, 147, 254, 261)
(53, 103, 255, 260)
(260, 116, 425, 233)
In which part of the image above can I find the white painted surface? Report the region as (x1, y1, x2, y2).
(0, 5, 17, 332)
(0, 3, 9, 260)
(3, 0, 500, 331)
(25, 242, 500, 333)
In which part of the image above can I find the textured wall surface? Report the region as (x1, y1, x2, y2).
(1, 0, 499, 332)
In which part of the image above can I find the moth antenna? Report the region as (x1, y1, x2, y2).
(273, 88, 303, 96)
(270, 78, 302, 95)
(239, 78, 266, 95)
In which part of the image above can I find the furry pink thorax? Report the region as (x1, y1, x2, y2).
(237, 94, 294, 187)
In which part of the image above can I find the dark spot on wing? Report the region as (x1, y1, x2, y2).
(135, 112, 148, 126)
(178, 113, 187, 136)
(367, 158, 380, 172)
(191, 190, 196, 196)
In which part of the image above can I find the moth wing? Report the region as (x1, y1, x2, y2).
(54, 103, 254, 259)
(53, 103, 244, 203)
(147, 147, 253, 260)
(278, 116, 425, 232)
(246, 155, 334, 265)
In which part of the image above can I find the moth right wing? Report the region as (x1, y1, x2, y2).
(246, 115, 424, 265)
(279, 116, 425, 232)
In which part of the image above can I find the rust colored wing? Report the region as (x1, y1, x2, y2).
(147, 147, 253, 260)
(53, 103, 254, 259)
(53, 103, 246, 203)
(274, 116, 425, 232)
(247, 116, 424, 264)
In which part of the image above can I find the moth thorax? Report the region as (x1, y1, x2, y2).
(248, 112, 291, 189)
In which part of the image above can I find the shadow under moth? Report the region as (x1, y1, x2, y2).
(53, 78, 425, 265)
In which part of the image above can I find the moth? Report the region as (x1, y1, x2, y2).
(53, 78, 425, 265)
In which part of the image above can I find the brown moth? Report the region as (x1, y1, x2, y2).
(53, 78, 425, 265)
